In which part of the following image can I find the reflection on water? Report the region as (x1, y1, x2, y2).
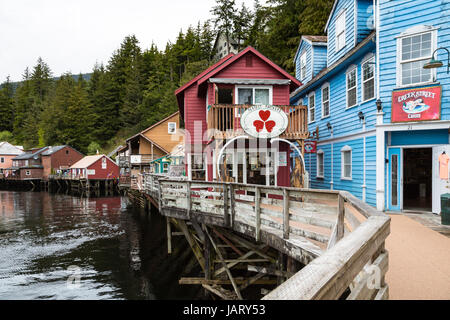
(0, 191, 201, 300)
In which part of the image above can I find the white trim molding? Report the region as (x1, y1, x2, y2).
(316, 149, 325, 178)
(340, 145, 352, 180)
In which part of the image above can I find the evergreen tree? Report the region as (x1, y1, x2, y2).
(0, 76, 14, 132)
(211, 0, 237, 55)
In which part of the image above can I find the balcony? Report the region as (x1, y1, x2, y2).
(207, 104, 309, 140)
(117, 155, 130, 168)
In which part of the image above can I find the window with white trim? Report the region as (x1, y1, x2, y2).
(300, 52, 307, 80)
(236, 86, 272, 116)
(335, 11, 346, 52)
(362, 56, 375, 101)
(308, 93, 315, 123)
(321, 84, 330, 118)
(168, 122, 176, 134)
(398, 31, 434, 86)
(341, 145, 352, 179)
(346, 66, 357, 108)
(317, 150, 324, 178)
(190, 153, 205, 181)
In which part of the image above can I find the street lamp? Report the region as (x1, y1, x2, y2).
(423, 47, 450, 74)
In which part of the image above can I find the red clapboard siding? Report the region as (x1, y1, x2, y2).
(185, 84, 207, 145)
(87, 156, 119, 179)
(214, 52, 286, 80)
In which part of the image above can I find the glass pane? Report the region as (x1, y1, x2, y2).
(345, 164, 351, 178)
(323, 101, 330, 116)
(348, 88, 357, 107)
(238, 88, 252, 104)
(363, 62, 374, 80)
(255, 89, 269, 105)
(391, 154, 398, 206)
(363, 78, 374, 101)
(322, 86, 329, 101)
(347, 69, 356, 88)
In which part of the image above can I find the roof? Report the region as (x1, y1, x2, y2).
(125, 133, 170, 154)
(70, 155, 107, 169)
(290, 31, 375, 101)
(293, 35, 328, 63)
(196, 47, 302, 90)
(141, 111, 179, 135)
(324, 0, 339, 32)
(41, 145, 68, 156)
(0, 142, 24, 156)
(13, 147, 48, 160)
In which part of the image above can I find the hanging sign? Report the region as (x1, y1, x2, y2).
(240, 105, 288, 138)
(391, 85, 442, 122)
(304, 141, 317, 153)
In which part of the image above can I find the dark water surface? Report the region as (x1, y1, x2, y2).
(0, 191, 201, 300)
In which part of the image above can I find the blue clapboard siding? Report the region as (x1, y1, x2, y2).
(390, 129, 450, 146)
(313, 45, 328, 76)
(356, 0, 374, 43)
(326, 0, 356, 66)
(379, 0, 450, 123)
(306, 136, 376, 206)
(295, 40, 313, 83)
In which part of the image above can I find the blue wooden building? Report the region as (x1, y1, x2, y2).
(291, 0, 450, 214)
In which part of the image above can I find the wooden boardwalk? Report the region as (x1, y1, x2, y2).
(125, 174, 391, 300)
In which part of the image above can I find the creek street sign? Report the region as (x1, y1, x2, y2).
(240, 105, 288, 139)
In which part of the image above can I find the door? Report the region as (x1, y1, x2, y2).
(432, 145, 450, 214)
(388, 148, 401, 211)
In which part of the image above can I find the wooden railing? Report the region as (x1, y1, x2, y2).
(117, 155, 130, 168)
(207, 104, 309, 140)
(142, 174, 390, 300)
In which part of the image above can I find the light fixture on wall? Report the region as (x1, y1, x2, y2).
(326, 122, 332, 131)
(358, 111, 365, 122)
(376, 99, 383, 112)
(423, 47, 450, 74)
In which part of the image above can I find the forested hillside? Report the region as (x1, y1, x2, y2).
(0, 0, 333, 154)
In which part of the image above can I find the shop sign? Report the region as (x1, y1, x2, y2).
(391, 85, 442, 122)
(87, 169, 95, 176)
(130, 155, 142, 164)
(240, 105, 288, 138)
(278, 152, 287, 167)
(304, 141, 317, 153)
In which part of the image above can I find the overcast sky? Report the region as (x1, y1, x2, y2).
(0, 0, 259, 82)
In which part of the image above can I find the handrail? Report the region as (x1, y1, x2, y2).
(141, 173, 390, 300)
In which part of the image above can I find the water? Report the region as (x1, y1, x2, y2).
(0, 190, 201, 300)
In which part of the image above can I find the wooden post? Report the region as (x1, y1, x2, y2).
(186, 181, 191, 219)
(283, 188, 290, 239)
(255, 186, 261, 242)
(337, 194, 345, 241)
(229, 184, 235, 228)
(223, 183, 230, 227)
(167, 218, 172, 254)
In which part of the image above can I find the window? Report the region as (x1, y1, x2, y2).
(341, 145, 352, 179)
(236, 86, 272, 116)
(321, 84, 330, 118)
(102, 158, 107, 169)
(317, 150, 324, 178)
(362, 56, 375, 101)
(162, 163, 169, 173)
(168, 122, 176, 134)
(308, 93, 315, 123)
(300, 52, 307, 80)
(346, 66, 357, 108)
(335, 11, 346, 52)
(25, 170, 31, 176)
(66, 150, 69, 155)
(0, 157, 4, 164)
(398, 31, 434, 86)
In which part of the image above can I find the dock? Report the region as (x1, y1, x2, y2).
(122, 173, 391, 300)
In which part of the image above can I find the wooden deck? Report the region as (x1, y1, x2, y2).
(134, 174, 390, 300)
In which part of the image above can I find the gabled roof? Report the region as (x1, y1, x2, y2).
(126, 133, 169, 154)
(13, 147, 48, 160)
(41, 145, 82, 156)
(196, 46, 302, 90)
(293, 35, 328, 63)
(70, 154, 115, 169)
(141, 111, 179, 136)
(324, 0, 340, 32)
(0, 142, 24, 156)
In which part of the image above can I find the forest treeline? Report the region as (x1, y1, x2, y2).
(0, 0, 333, 154)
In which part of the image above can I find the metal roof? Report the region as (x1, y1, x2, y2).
(41, 145, 67, 156)
(0, 142, 24, 156)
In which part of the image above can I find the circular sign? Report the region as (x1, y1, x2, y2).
(240, 105, 288, 138)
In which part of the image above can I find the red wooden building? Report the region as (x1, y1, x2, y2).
(41, 145, 84, 180)
(175, 46, 308, 187)
(70, 155, 119, 180)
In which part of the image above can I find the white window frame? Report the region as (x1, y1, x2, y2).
(308, 92, 316, 124)
(346, 65, 358, 109)
(341, 145, 352, 180)
(168, 122, 177, 134)
(396, 27, 437, 87)
(317, 149, 324, 178)
(361, 55, 376, 103)
(321, 83, 330, 118)
(235, 85, 273, 117)
(335, 10, 346, 52)
(300, 51, 307, 80)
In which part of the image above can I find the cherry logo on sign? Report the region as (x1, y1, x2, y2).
(253, 110, 276, 133)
